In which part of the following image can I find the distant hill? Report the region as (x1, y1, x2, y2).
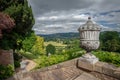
(38, 31, 120, 41)
(37, 32, 79, 40)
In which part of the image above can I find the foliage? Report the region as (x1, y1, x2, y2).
(46, 44, 56, 55)
(13, 52, 22, 68)
(20, 51, 39, 60)
(100, 31, 120, 52)
(0, 0, 35, 50)
(22, 32, 36, 51)
(93, 50, 120, 66)
(0, 0, 24, 11)
(0, 12, 15, 50)
(35, 49, 85, 68)
(0, 64, 14, 79)
(31, 36, 45, 55)
(44, 41, 67, 47)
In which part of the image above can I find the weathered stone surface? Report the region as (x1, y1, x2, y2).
(90, 72, 119, 80)
(78, 57, 95, 71)
(0, 49, 14, 66)
(78, 17, 101, 52)
(94, 62, 105, 73)
(114, 68, 120, 79)
(59, 58, 78, 67)
(74, 72, 100, 80)
(102, 63, 117, 76)
(7, 58, 120, 80)
(81, 53, 99, 64)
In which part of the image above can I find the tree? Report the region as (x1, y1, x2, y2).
(22, 32, 36, 52)
(100, 31, 120, 52)
(100, 31, 119, 42)
(46, 44, 56, 56)
(0, 0, 35, 50)
(31, 36, 45, 55)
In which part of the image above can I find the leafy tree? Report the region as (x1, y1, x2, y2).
(46, 44, 56, 56)
(0, 0, 35, 78)
(100, 31, 120, 52)
(22, 32, 36, 51)
(0, 0, 24, 11)
(0, 0, 35, 50)
(31, 36, 45, 55)
(100, 31, 119, 42)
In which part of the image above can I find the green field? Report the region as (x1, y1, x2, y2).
(44, 41, 67, 47)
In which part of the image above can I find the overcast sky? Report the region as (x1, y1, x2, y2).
(28, 0, 120, 34)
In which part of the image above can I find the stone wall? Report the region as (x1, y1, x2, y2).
(7, 58, 80, 80)
(7, 57, 120, 80)
(0, 49, 14, 66)
(78, 59, 120, 79)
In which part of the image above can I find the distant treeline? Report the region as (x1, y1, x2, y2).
(100, 31, 120, 52)
(38, 32, 79, 41)
(38, 31, 120, 53)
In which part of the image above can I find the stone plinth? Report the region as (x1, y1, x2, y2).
(78, 53, 99, 71)
(81, 53, 99, 64)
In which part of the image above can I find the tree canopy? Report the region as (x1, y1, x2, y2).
(0, 0, 35, 50)
(100, 31, 120, 52)
(46, 44, 56, 56)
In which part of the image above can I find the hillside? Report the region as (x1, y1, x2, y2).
(37, 32, 79, 41)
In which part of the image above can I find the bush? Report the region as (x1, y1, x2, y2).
(13, 52, 22, 68)
(93, 51, 120, 66)
(35, 49, 85, 69)
(0, 64, 14, 79)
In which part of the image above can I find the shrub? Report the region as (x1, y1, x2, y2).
(93, 51, 120, 66)
(0, 64, 14, 79)
(35, 49, 85, 69)
(46, 44, 56, 55)
(13, 52, 22, 68)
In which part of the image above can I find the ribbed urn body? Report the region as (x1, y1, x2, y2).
(78, 17, 101, 52)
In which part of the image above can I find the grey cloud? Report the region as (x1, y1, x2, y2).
(29, 0, 96, 17)
(28, 0, 120, 34)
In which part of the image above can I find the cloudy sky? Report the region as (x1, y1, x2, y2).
(28, 0, 120, 34)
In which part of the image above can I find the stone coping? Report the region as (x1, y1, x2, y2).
(7, 57, 120, 80)
(78, 59, 120, 79)
(20, 57, 120, 79)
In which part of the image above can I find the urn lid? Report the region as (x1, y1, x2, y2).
(78, 17, 101, 31)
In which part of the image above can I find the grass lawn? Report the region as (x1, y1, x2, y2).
(44, 41, 67, 47)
